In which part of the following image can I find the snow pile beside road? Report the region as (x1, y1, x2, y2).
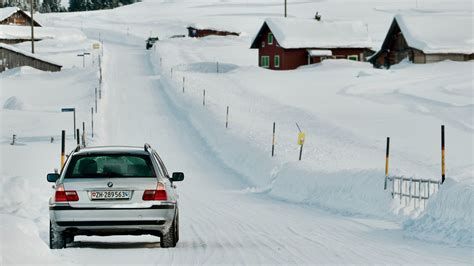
(0, 214, 65, 265)
(404, 178, 474, 247)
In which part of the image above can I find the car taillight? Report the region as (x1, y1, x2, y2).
(55, 185, 79, 202)
(143, 182, 167, 201)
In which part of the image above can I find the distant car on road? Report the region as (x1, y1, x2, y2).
(146, 37, 159, 49)
(47, 144, 184, 249)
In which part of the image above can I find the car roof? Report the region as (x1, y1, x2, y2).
(73, 146, 150, 156)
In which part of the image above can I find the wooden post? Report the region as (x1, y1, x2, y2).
(284, 0, 287, 17)
(217, 61, 219, 73)
(82, 122, 86, 147)
(91, 107, 94, 138)
(226, 106, 229, 128)
(441, 125, 445, 184)
(95, 87, 98, 113)
(272, 122, 276, 157)
(384, 137, 390, 190)
(30, 0, 34, 53)
(203, 89, 206, 106)
(61, 130, 65, 168)
(76, 129, 80, 146)
(296, 123, 304, 161)
(299, 143, 303, 161)
(399, 178, 403, 204)
(73, 109, 76, 140)
(182, 77, 185, 93)
(11, 134, 16, 145)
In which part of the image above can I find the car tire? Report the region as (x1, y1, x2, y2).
(49, 221, 66, 249)
(174, 213, 179, 244)
(160, 218, 176, 248)
(65, 234, 74, 244)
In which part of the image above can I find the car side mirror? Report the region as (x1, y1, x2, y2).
(171, 172, 184, 182)
(47, 173, 60, 183)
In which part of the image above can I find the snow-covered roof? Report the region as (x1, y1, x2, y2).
(251, 17, 372, 49)
(307, 49, 332, 56)
(394, 13, 473, 54)
(0, 7, 41, 26)
(0, 43, 61, 67)
(0, 7, 21, 22)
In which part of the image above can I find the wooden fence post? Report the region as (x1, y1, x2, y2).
(272, 122, 276, 157)
(441, 125, 445, 184)
(203, 89, 206, 106)
(61, 130, 65, 168)
(384, 137, 390, 190)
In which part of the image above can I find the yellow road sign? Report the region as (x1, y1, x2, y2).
(93, 43, 100, 49)
(298, 132, 305, 145)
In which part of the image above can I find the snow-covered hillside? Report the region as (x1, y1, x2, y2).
(1, 0, 473, 264)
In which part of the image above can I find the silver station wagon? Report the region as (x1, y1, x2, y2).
(47, 144, 184, 249)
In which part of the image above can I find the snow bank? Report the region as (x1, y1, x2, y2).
(404, 178, 474, 247)
(0, 214, 65, 265)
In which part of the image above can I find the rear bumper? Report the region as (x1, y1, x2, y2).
(49, 203, 176, 236)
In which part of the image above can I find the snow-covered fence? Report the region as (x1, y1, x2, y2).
(389, 176, 441, 209)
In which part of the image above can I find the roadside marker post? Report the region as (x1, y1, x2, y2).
(10, 134, 16, 145)
(61, 108, 76, 139)
(384, 137, 390, 190)
(296, 123, 305, 161)
(82, 122, 86, 147)
(61, 130, 65, 168)
(95, 87, 98, 113)
(272, 122, 276, 157)
(217, 61, 219, 73)
(183, 77, 185, 93)
(441, 125, 445, 184)
(203, 89, 206, 106)
(226, 106, 229, 128)
(76, 129, 80, 146)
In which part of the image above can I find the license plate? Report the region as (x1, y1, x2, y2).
(90, 191, 130, 200)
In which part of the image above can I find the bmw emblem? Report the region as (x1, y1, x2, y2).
(107, 182, 113, 188)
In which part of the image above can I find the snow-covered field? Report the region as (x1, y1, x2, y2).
(1, 0, 473, 264)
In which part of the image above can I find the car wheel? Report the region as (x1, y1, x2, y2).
(65, 234, 74, 244)
(160, 218, 176, 248)
(49, 221, 66, 249)
(174, 213, 179, 244)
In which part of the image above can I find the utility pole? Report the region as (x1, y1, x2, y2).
(284, 0, 287, 17)
(30, 0, 35, 53)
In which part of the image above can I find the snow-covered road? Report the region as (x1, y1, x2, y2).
(56, 34, 471, 264)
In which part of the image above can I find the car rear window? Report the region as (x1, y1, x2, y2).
(65, 154, 156, 178)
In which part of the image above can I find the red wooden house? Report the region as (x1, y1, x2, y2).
(250, 18, 373, 70)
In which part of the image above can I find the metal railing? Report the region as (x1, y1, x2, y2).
(388, 176, 441, 209)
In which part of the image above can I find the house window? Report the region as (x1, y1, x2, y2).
(347, 55, 359, 61)
(274, 55, 280, 68)
(268, 33, 273, 45)
(261, 41, 265, 48)
(261, 56, 270, 68)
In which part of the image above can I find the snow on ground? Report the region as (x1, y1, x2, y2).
(1, 0, 473, 264)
